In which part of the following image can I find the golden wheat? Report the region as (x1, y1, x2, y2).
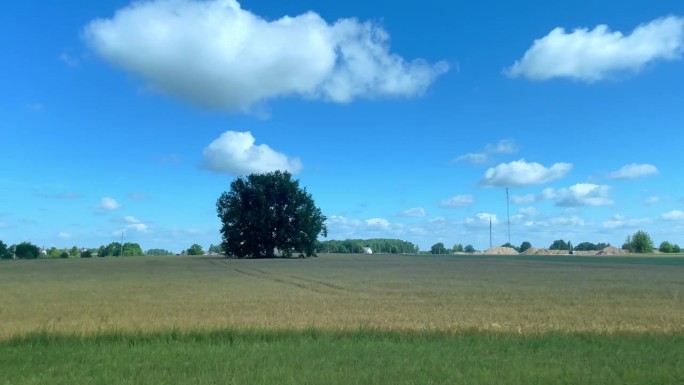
(1, 254, 682, 339)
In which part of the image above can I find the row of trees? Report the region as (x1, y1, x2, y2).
(316, 239, 419, 254)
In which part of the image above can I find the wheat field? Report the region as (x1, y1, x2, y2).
(1, 253, 683, 339)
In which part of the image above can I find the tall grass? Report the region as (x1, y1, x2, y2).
(2, 329, 682, 385)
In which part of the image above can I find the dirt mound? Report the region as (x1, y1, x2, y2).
(521, 247, 551, 255)
(483, 247, 519, 255)
(596, 246, 626, 255)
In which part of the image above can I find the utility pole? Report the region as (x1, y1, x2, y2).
(489, 216, 492, 249)
(506, 187, 511, 245)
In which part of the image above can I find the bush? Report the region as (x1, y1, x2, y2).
(659, 241, 673, 253)
(81, 250, 93, 258)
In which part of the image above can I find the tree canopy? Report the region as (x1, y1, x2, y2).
(216, 171, 327, 258)
(623, 231, 654, 253)
(187, 244, 205, 255)
(15, 242, 40, 259)
(430, 242, 448, 254)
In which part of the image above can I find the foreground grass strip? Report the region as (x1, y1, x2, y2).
(2, 329, 683, 385)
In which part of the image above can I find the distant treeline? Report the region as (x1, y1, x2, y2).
(316, 239, 419, 254)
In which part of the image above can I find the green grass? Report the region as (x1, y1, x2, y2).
(447, 254, 684, 266)
(2, 329, 683, 385)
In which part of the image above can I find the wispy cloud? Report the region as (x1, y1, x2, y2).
(400, 207, 426, 217)
(608, 163, 659, 179)
(440, 195, 475, 208)
(455, 139, 518, 165)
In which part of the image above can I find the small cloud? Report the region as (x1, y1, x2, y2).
(128, 192, 150, 200)
(440, 195, 475, 208)
(0, 222, 11, 229)
(401, 207, 426, 217)
(28, 103, 45, 112)
(518, 207, 540, 217)
(58, 232, 72, 240)
(465, 213, 498, 227)
(455, 139, 518, 165)
(96, 197, 122, 211)
(158, 154, 181, 164)
(505, 16, 684, 82)
(485, 139, 519, 154)
(481, 159, 572, 187)
(645, 196, 660, 205)
(662, 210, 684, 221)
(511, 194, 537, 204)
(58, 52, 79, 67)
(608, 163, 659, 180)
(202, 131, 302, 175)
(365, 218, 390, 229)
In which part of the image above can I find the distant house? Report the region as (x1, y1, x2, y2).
(363, 247, 373, 254)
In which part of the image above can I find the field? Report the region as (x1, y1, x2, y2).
(1, 254, 683, 384)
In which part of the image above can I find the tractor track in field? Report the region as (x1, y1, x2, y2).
(230, 267, 346, 294)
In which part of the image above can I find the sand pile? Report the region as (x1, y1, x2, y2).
(483, 247, 519, 255)
(521, 247, 551, 255)
(596, 246, 626, 255)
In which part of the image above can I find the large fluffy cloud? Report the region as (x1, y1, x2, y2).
(481, 159, 572, 187)
(608, 163, 659, 179)
(83, 0, 448, 111)
(505, 16, 684, 81)
(202, 131, 302, 175)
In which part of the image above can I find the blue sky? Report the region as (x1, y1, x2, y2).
(2, 0, 683, 252)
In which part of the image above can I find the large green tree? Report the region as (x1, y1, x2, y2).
(15, 242, 40, 259)
(216, 171, 327, 258)
(187, 244, 205, 255)
(430, 242, 447, 254)
(623, 231, 654, 253)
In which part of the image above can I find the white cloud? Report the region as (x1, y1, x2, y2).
(440, 195, 475, 208)
(83, 0, 448, 112)
(518, 207, 540, 217)
(202, 131, 302, 175)
(511, 194, 537, 205)
(602, 215, 653, 229)
(59, 53, 79, 67)
(645, 196, 660, 205)
(608, 163, 659, 179)
(401, 207, 426, 217)
(505, 16, 684, 82)
(544, 183, 613, 207)
(365, 218, 390, 229)
(481, 159, 572, 187)
(58, 232, 72, 240)
(662, 210, 684, 221)
(97, 197, 122, 211)
(455, 139, 518, 165)
(465, 213, 498, 227)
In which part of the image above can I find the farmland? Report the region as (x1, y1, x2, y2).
(1, 254, 683, 384)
